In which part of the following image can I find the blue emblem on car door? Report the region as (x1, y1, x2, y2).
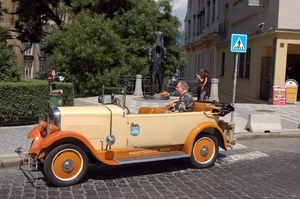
(130, 123, 140, 136)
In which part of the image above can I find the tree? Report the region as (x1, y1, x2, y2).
(0, 27, 21, 82)
(45, 13, 126, 94)
(1, 0, 65, 43)
(3, 0, 186, 94)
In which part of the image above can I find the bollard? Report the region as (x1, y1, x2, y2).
(209, 78, 219, 102)
(134, 74, 143, 96)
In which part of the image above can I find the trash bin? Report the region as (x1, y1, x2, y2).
(49, 89, 63, 107)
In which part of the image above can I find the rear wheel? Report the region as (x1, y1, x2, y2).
(190, 134, 219, 168)
(44, 144, 89, 186)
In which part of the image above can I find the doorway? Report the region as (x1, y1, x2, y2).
(286, 54, 300, 82)
(260, 57, 272, 100)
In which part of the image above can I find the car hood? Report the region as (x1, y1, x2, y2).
(57, 105, 125, 130)
(58, 104, 124, 117)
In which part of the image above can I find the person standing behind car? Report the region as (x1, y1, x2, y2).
(204, 69, 211, 100)
(166, 81, 194, 112)
(200, 69, 211, 101)
(196, 69, 204, 100)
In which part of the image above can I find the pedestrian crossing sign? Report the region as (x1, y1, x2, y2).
(231, 34, 247, 53)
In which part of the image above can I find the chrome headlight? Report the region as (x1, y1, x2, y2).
(106, 135, 116, 146)
(47, 123, 52, 135)
(48, 106, 61, 130)
(47, 123, 60, 135)
(39, 120, 47, 136)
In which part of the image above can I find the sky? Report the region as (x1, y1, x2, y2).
(171, 0, 188, 27)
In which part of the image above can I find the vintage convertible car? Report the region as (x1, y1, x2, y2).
(17, 89, 235, 187)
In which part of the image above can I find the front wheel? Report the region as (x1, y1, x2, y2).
(44, 144, 89, 187)
(190, 134, 219, 168)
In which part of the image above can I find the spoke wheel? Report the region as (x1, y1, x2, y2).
(44, 144, 88, 186)
(190, 134, 219, 168)
(114, 97, 130, 114)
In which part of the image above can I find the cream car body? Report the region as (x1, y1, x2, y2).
(22, 100, 235, 187)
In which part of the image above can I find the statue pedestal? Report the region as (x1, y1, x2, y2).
(143, 95, 170, 100)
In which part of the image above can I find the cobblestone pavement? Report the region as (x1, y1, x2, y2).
(0, 138, 300, 199)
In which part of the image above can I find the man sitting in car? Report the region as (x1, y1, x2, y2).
(166, 81, 194, 112)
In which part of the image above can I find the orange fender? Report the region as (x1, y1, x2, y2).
(182, 122, 226, 155)
(39, 131, 118, 166)
(27, 126, 40, 139)
(27, 127, 44, 155)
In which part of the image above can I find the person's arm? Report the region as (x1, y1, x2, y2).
(196, 74, 203, 82)
(166, 99, 178, 108)
(201, 77, 208, 90)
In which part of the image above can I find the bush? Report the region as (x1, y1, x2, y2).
(0, 27, 21, 82)
(0, 79, 74, 126)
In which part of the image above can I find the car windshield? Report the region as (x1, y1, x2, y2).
(99, 86, 127, 106)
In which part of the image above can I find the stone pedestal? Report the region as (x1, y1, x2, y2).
(134, 74, 143, 96)
(210, 78, 219, 102)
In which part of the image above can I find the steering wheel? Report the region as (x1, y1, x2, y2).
(167, 103, 176, 111)
(114, 97, 130, 114)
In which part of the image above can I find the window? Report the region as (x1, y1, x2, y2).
(239, 53, 245, 77)
(24, 43, 32, 55)
(245, 48, 251, 78)
(221, 52, 225, 76)
(193, 14, 196, 35)
(188, 20, 191, 38)
(40, 43, 45, 56)
(237, 48, 251, 78)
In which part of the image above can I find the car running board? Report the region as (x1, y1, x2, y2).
(115, 151, 189, 165)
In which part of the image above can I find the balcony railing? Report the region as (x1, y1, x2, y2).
(219, 21, 228, 36)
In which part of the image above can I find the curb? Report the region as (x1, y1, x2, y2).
(1, 131, 300, 168)
(0, 157, 21, 168)
(234, 131, 300, 140)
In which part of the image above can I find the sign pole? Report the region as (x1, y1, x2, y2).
(231, 53, 239, 122)
(230, 33, 247, 122)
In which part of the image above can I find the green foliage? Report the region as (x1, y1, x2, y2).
(0, 79, 74, 126)
(0, 79, 48, 126)
(46, 13, 126, 95)
(43, 0, 186, 95)
(0, 27, 21, 82)
(5, 0, 186, 95)
(5, 0, 64, 43)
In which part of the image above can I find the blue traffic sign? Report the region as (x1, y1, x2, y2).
(231, 34, 247, 53)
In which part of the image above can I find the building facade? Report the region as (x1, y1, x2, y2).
(185, 0, 300, 103)
(1, 0, 73, 78)
(0, 0, 51, 78)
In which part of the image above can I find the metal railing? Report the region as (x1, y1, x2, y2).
(116, 76, 198, 96)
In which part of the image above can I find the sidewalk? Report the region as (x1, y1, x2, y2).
(1, 95, 300, 167)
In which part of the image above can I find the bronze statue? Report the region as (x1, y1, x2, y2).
(148, 25, 167, 96)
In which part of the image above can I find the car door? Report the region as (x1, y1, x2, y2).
(126, 114, 174, 147)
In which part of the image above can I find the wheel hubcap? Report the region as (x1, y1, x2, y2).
(193, 137, 216, 164)
(201, 146, 209, 157)
(62, 159, 74, 172)
(51, 148, 84, 181)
